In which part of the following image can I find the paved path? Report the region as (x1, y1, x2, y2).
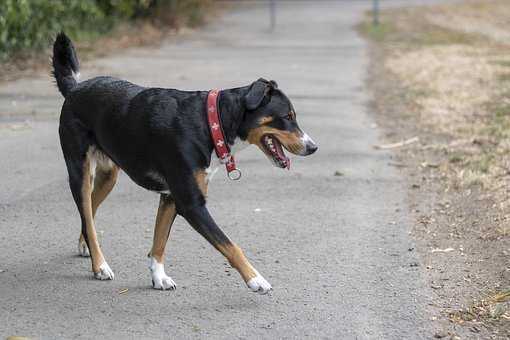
(1, 1, 438, 339)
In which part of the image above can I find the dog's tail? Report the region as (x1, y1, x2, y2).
(52, 32, 80, 97)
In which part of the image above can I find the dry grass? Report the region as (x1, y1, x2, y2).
(361, 0, 510, 336)
(426, 0, 510, 45)
(386, 46, 498, 131)
(450, 289, 510, 324)
(364, 0, 510, 197)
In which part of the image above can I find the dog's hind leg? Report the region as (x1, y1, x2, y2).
(75, 152, 114, 279)
(148, 194, 177, 290)
(78, 156, 119, 257)
(92, 162, 119, 217)
(60, 124, 114, 280)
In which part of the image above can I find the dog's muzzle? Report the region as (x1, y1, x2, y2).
(300, 132, 318, 155)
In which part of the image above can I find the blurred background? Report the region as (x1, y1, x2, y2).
(0, 0, 209, 60)
(1, 1, 510, 339)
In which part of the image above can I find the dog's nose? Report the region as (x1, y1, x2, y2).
(306, 142, 318, 155)
(300, 131, 318, 156)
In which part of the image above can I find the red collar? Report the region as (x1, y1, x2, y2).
(206, 89, 241, 180)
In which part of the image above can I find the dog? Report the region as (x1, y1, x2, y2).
(52, 32, 317, 294)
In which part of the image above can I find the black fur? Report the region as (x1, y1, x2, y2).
(53, 34, 317, 280)
(52, 32, 80, 97)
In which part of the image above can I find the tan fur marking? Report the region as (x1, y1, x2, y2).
(79, 155, 118, 249)
(259, 116, 273, 125)
(216, 243, 257, 282)
(247, 126, 305, 155)
(79, 233, 86, 249)
(91, 166, 119, 216)
(149, 195, 177, 263)
(81, 156, 106, 273)
(194, 169, 208, 198)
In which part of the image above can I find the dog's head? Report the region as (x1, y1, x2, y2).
(239, 78, 317, 168)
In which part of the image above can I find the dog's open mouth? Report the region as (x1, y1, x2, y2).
(261, 134, 290, 169)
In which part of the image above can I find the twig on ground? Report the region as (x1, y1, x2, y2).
(388, 162, 408, 168)
(374, 136, 419, 150)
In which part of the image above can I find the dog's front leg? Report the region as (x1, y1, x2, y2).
(181, 204, 272, 294)
(148, 194, 177, 290)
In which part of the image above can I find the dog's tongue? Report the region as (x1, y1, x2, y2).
(273, 138, 290, 169)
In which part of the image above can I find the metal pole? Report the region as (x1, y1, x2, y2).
(373, 0, 379, 26)
(270, 0, 276, 32)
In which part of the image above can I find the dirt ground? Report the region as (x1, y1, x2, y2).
(362, 0, 510, 338)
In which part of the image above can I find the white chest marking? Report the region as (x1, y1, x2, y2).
(206, 155, 220, 183)
(206, 138, 250, 183)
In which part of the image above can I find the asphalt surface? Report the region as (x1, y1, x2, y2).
(1, 1, 440, 339)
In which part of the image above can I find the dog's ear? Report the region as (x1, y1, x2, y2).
(245, 78, 271, 110)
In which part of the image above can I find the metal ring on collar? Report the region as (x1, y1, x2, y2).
(228, 169, 242, 180)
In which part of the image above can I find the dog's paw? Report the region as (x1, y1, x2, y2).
(152, 273, 177, 290)
(247, 273, 272, 295)
(78, 238, 90, 257)
(94, 261, 115, 280)
(149, 256, 176, 291)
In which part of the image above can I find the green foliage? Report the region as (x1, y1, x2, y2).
(358, 21, 395, 43)
(0, 0, 110, 60)
(95, 0, 153, 19)
(0, 0, 209, 60)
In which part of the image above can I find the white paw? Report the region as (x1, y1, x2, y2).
(149, 256, 176, 291)
(94, 261, 114, 280)
(247, 273, 272, 295)
(152, 273, 177, 290)
(78, 238, 90, 257)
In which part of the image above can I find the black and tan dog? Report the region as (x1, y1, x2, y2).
(52, 33, 317, 294)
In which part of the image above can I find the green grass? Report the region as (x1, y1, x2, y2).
(358, 20, 396, 42)
(492, 60, 510, 68)
(448, 152, 465, 164)
(470, 153, 494, 174)
(498, 73, 510, 82)
(416, 27, 481, 46)
(483, 93, 510, 139)
(360, 9, 483, 48)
